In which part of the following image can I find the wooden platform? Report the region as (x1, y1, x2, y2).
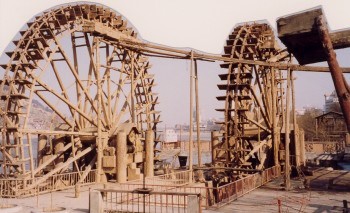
(277, 7, 350, 65)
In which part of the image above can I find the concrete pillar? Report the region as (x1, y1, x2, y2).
(187, 195, 199, 213)
(75, 183, 81, 198)
(89, 190, 104, 213)
(116, 131, 127, 183)
(37, 135, 47, 169)
(53, 136, 65, 169)
(145, 130, 154, 178)
(299, 130, 306, 166)
(211, 131, 219, 163)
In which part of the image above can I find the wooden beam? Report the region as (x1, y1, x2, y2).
(32, 142, 73, 176)
(244, 140, 268, 162)
(24, 145, 95, 192)
(78, 155, 97, 184)
(113, 39, 350, 73)
(19, 129, 97, 136)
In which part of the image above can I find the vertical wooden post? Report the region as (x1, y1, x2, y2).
(194, 59, 202, 167)
(285, 68, 291, 190)
(106, 44, 112, 124)
(299, 129, 306, 166)
(315, 119, 318, 138)
(180, 125, 183, 150)
(271, 68, 279, 166)
(1, 130, 6, 177)
(189, 51, 194, 181)
(131, 51, 136, 123)
(291, 71, 300, 167)
(95, 37, 103, 183)
(346, 133, 350, 146)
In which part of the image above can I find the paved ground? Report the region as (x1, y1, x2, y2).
(0, 184, 103, 213)
(205, 168, 350, 213)
(205, 184, 349, 213)
(1, 168, 349, 212)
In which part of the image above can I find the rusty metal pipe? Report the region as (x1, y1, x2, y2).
(317, 16, 350, 133)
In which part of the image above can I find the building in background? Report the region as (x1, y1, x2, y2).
(324, 91, 341, 113)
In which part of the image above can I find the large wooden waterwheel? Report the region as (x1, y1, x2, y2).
(213, 23, 287, 171)
(0, 3, 159, 196)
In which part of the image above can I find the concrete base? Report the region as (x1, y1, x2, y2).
(187, 195, 199, 213)
(127, 163, 143, 181)
(89, 190, 104, 213)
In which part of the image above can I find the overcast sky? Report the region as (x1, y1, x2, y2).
(1, 0, 350, 127)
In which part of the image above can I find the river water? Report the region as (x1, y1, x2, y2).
(337, 162, 350, 170)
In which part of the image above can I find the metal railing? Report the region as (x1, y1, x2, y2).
(0, 170, 96, 197)
(100, 188, 201, 213)
(102, 166, 281, 210)
(207, 165, 281, 208)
